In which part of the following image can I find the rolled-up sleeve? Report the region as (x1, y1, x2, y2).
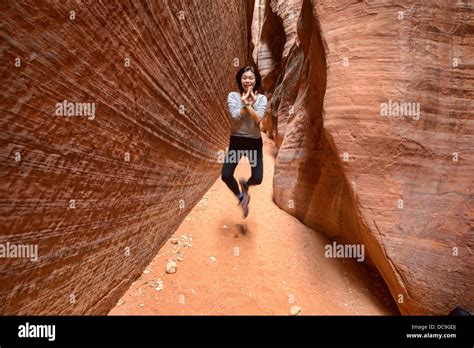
(227, 92, 242, 119)
(254, 95, 267, 121)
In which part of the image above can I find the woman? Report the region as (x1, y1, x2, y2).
(221, 66, 268, 218)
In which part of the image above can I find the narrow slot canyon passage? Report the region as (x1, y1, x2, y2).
(109, 134, 397, 315)
(1, 0, 471, 320)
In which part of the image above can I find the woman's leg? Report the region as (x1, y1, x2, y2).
(246, 137, 263, 187)
(221, 136, 241, 197)
(221, 161, 240, 196)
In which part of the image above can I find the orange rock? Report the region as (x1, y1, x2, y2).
(0, 0, 255, 315)
(254, 0, 473, 315)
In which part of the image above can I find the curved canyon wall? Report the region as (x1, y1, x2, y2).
(1, 0, 472, 316)
(0, 0, 253, 315)
(257, 0, 473, 314)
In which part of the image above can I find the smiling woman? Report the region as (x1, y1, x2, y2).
(221, 65, 268, 218)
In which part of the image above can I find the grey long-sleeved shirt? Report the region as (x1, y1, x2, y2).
(227, 91, 268, 139)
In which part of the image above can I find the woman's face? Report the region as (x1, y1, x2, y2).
(241, 71, 256, 92)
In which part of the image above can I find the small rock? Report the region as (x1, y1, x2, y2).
(176, 252, 184, 262)
(143, 268, 150, 275)
(222, 225, 228, 229)
(289, 306, 301, 316)
(170, 238, 179, 245)
(116, 299, 124, 307)
(139, 303, 144, 308)
(166, 261, 177, 274)
(155, 279, 164, 291)
(147, 278, 164, 291)
(209, 256, 216, 262)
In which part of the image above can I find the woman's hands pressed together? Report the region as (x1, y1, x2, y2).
(241, 88, 257, 106)
(239, 88, 261, 125)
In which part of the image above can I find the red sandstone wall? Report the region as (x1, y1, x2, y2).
(0, 0, 253, 315)
(257, 0, 473, 315)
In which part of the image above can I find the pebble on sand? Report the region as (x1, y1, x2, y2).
(289, 305, 301, 316)
(166, 261, 177, 274)
(170, 238, 179, 245)
(155, 279, 164, 291)
(147, 278, 164, 291)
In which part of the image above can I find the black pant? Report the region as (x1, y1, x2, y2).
(221, 135, 263, 197)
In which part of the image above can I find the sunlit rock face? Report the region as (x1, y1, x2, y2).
(0, 0, 253, 314)
(256, 0, 473, 315)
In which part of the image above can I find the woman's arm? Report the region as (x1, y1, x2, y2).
(227, 92, 243, 119)
(244, 94, 267, 125)
(244, 104, 261, 124)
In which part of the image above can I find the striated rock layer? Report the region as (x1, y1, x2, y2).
(257, 0, 473, 314)
(0, 0, 253, 315)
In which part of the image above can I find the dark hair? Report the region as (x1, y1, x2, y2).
(236, 65, 262, 93)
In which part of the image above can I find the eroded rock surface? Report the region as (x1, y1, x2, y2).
(0, 0, 253, 314)
(256, 0, 473, 314)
